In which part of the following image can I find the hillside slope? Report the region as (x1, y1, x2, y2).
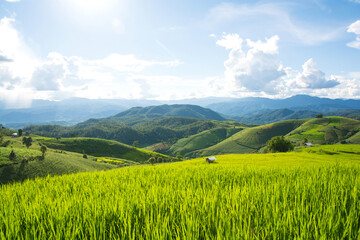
(113, 104, 226, 121)
(38, 137, 170, 162)
(0, 136, 116, 184)
(197, 119, 307, 156)
(286, 117, 360, 144)
(25, 117, 247, 147)
(168, 127, 243, 158)
(197, 117, 360, 156)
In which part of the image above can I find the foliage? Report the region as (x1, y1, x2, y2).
(1, 140, 11, 147)
(40, 145, 47, 158)
(0, 134, 3, 145)
(1, 145, 360, 238)
(132, 140, 139, 148)
(148, 157, 155, 165)
(8, 150, 17, 161)
(18, 129, 23, 137)
(266, 136, 294, 153)
(22, 137, 33, 149)
(316, 113, 323, 118)
(24, 117, 245, 147)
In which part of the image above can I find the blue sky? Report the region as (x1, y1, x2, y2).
(0, 0, 359, 107)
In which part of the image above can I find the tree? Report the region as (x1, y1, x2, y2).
(132, 140, 139, 148)
(157, 157, 163, 163)
(22, 137, 33, 149)
(18, 129, 23, 137)
(0, 133, 3, 145)
(265, 136, 294, 153)
(40, 145, 47, 159)
(315, 113, 323, 118)
(148, 157, 155, 165)
(9, 150, 17, 161)
(302, 138, 308, 145)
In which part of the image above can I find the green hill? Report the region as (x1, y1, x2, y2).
(196, 119, 307, 156)
(25, 117, 248, 148)
(195, 117, 360, 156)
(38, 137, 169, 162)
(286, 117, 360, 144)
(113, 104, 226, 121)
(168, 127, 243, 158)
(0, 136, 117, 184)
(0, 133, 171, 184)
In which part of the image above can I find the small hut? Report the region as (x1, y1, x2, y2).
(11, 133, 18, 138)
(304, 142, 313, 147)
(206, 156, 216, 163)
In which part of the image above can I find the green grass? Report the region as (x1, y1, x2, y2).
(38, 137, 170, 163)
(1, 145, 360, 239)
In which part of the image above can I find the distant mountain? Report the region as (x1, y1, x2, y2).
(0, 98, 127, 128)
(232, 108, 360, 125)
(0, 98, 231, 128)
(113, 104, 226, 121)
(2, 95, 360, 128)
(207, 95, 360, 116)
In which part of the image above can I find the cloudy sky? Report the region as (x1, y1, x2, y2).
(0, 0, 360, 107)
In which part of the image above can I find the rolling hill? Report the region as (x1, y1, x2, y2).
(25, 106, 248, 147)
(37, 137, 169, 163)
(195, 117, 360, 156)
(286, 117, 360, 144)
(196, 119, 307, 156)
(113, 104, 226, 121)
(0, 135, 117, 184)
(167, 127, 243, 158)
(0, 130, 171, 184)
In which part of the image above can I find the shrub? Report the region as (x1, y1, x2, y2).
(40, 145, 47, 159)
(266, 136, 294, 153)
(148, 157, 155, 165)
(22, 137, 33, 149)
(9, 150, 17, 161)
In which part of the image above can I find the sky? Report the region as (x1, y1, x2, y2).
(0, 0, 360, 108)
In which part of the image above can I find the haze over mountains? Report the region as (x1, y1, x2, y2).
(1, 95, 360, 128)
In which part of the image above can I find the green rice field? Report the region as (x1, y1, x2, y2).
(1, 145, 360, 239)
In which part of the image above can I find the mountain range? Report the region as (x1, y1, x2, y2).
(2, 95, 360, 128)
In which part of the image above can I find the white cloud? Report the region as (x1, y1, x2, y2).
(294, 58, 339, 89)
(217, 34, 285, 93)
(0, 16, 183, 106)
(207, 3, 342, 45)
(348, 0, 360, 3)
(347, 20, 360, 49)
(4, 0, 21, 2)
